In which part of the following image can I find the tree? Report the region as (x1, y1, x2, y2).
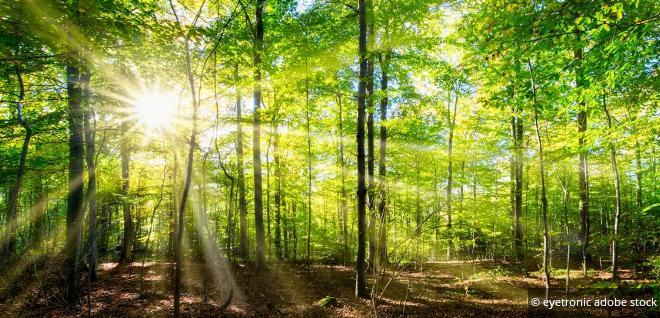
(511, 87, 524, 261)
(235, 62, 248, 260)
(168, 0, 200, 314)
(252, 0, 267, 270)
(355, 0, 369, 298)
(575, 34, 590, 276)
(446, 89, 457, 260)
(366, 0, 377, 273)
(377, 52, 390, 264)
(2, 63, 31, 264)
(602, 94, 622, 282)
(528, 60, 550, 291)
(65, 52, 85, 305)
(82, 70, 97, 281)
(120, 120, 133, 262)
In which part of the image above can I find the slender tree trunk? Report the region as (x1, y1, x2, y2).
(472, 172, 477, 256)
(292, 202, 297, 262)
(120, 120, 133, 262)
(266, 130, 272, 259)
(282, 198, 289, 260)
(366, 0, 377, 273)
(235, 63, 248, 260)
(337, 92, 349, 266)
(170, 0, 199, 314)
(65, 55, 85, 304)
(377, 52, 389, 265)
(252, 0, 267, 270)
(512, 90, 524, 260)
(529, 60, 551, 291)
(415, 160, 421, 266)
(100, 204, 110, 255)
(602, 95, 622, 282)
(305, 78, 313, 267)
(575, 45, 590, 276)
(559, 176, 570, 293)
(2, 63, 31, 263)
(274, 119, 283, 261)
(355, 0, 369, 298)
(82, 70, 97, 281)
(635, 144, 643, 212)
(31, 170, 47, 251)
(446, 89, 457, 260)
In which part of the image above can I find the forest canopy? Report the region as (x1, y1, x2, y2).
(0, 0, 658, 317)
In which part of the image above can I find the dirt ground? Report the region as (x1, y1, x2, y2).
(2, 259, 656, 317)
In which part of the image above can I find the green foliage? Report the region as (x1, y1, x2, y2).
(0, 0, 657, 282)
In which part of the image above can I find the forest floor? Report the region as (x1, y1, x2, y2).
(2, 258, 657, 317)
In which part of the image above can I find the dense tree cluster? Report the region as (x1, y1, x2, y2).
(0, 0, 657, 315)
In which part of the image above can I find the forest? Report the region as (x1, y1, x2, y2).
(0, 0, 658, 317)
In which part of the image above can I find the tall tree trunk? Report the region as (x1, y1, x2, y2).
(82, 70, 97, 281)
(575, 45, 590, 276)
(377, 52, 389, 265)
(2, 63, 31, 263)
(635, 144, 642, 212)
(274, 118, 283, 261)
(265, 129, 272, 259)
(252, 0, 267, 270)
(100, 204, 111, 255)
(512, 89, 524, 260)
(472, 171, 477, 256)
(446, 89, 457, 260)
(366, 0, 377, 273)
(337, 92, 349, 266)
(529, 61, 551, 291)
(415, 160, 421, 266)
(170, 0, 198, 314)
(292, 202, 297, 262)
(120, 120, 133, 262)
(272, 91, 283, 261)
(602, 95, 622, 282)
(559, 176, 570, 293)
(31, 168, 47, 251)
(235, 63, 248, 259)
(282, 200, 289, 260)
(65, 56, 85, 304)
(305, 77, 313, 267)
(355, 0, 369, 298)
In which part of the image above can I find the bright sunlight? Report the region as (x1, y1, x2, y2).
(131, 89, 178, 132)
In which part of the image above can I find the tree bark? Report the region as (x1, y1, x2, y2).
(366, 0, 377, 273)
(65, 57, 85, 304)
(511, 86, 524, 260)
(305, 77, 313, 267)
(337, 92, 349, 266)
(235, 63, 248, 259)
(559, 175, 570, 293)
(529, 60, 551, 291)
(575, 45, 590, 275)
(377, 52, 389, 265)
(602, 94, 622, 281)
(252, 0, 267, 270)
(446, 89, 457, 260)
(170, 0, 199, 314)
(2, 63, 31, 263)
(355, 0, 369, 298)
(120, 120, 133, 262)
(635, 144, 642, 212)
(274, 117, 283, 261)
(31, 168, 47, 251)
(82, 70, 97, 281)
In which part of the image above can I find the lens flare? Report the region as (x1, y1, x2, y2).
(132, 90, 178, 133)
